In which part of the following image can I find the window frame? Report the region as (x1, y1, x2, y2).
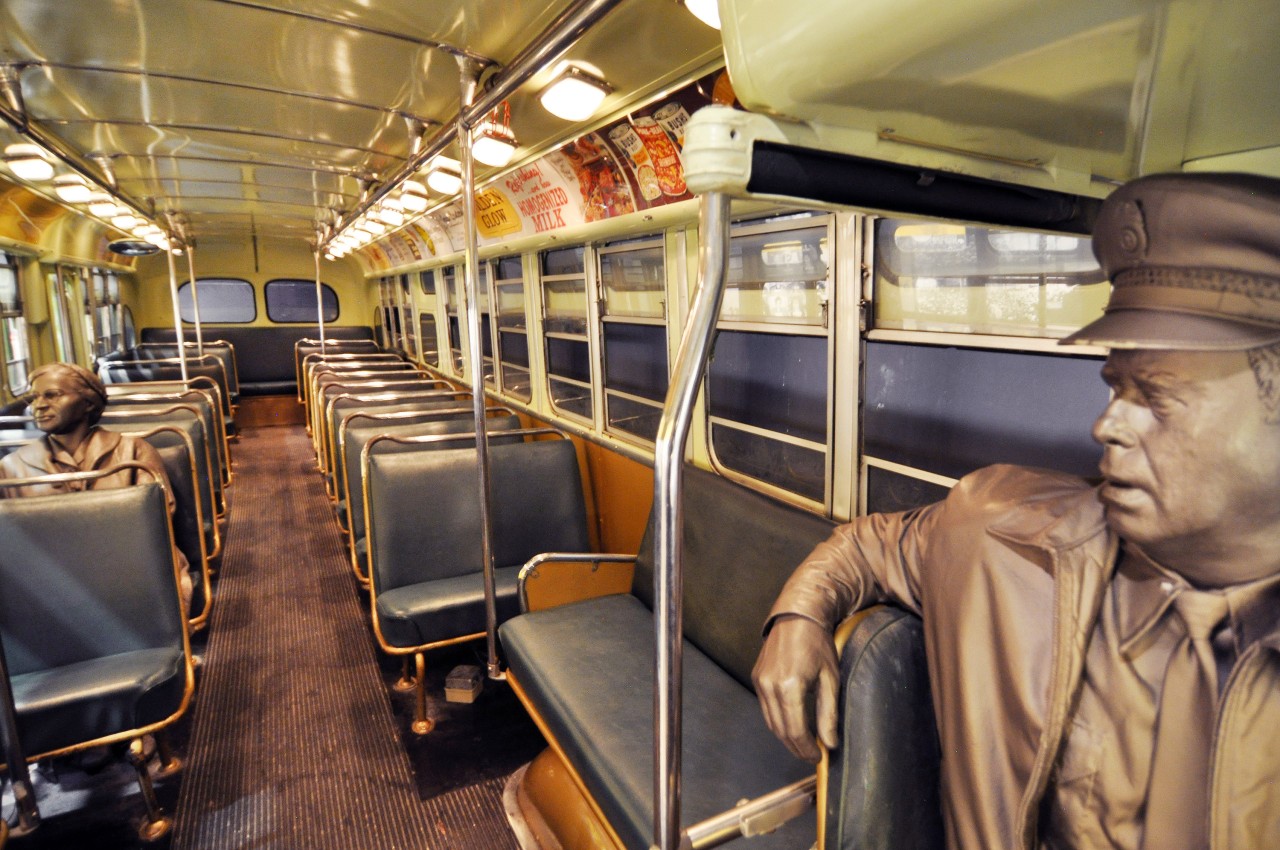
(540, 245, 594, 425)
(705, 212, 835, 507)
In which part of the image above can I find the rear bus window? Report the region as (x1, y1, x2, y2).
(180, 278, 256, 323)
(264, 278, 338, 323)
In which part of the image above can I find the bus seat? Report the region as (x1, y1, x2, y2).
(346, 413, 522, 584)
(322, 388, 458, 487)
(824, 606, 943, 850)
(330, 397, 477, 524)
(99, 407, 222, 559)
(144, 325, 376, 398)
(366, 436, 589, 733)
(0, 480, 194, 838)
(106, 387, 232, 490)
(108, 425, 215, 632)
(499, 465, 834, 850)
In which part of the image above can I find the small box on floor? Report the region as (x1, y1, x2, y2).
(445, 665, 484, 703)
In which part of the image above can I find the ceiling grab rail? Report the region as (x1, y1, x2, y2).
(186, 244, 203, 357)
(653, 191, 731, 850)
(162, 220, 189, 384)
(457, 56, 503, 682)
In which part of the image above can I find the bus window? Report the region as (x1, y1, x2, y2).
(397, 274, 416, 359)
(417, 269, 440, 368)
(180, 278, 256, 323)
(540, 246, 593, 423)
(598, 236, 666, 443)
(48, 265, 81, 364)
(873, 218, 1108, 338)
(708, 213, 831, 504)
(493, 254, 530, 401)
(443, 266, 463, 376)
(264, 279, 338, 324)
(89, 270, 123, 356)
(0, 252, 30, 395)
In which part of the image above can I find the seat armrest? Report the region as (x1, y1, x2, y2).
(517, 553, 636, 613)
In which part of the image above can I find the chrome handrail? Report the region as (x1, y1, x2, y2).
(652, 191, 731, 850)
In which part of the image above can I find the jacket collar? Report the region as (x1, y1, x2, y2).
(21, 426, 121, 470)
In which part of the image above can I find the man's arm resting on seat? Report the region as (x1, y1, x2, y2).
(753, 613, 840, 763)
(753, 505, 938, 763)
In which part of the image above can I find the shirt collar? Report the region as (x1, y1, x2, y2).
(1117, 543, 1280, 657)
(45, 426, 120, 470)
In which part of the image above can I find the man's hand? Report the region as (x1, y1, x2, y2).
(752, 614, 839, 763)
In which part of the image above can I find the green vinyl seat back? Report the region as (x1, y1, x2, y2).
(0, 482, 191, 757)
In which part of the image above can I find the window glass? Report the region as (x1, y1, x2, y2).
(599, 241, 665, 318)
(873, 218, 1108, 337)
(49, 267, 78, 363)
(494, 254, 529, 400)
(442, 266, 463, 374)
(264, 279, 338, 323)
(180, 278, 256, 323)
(603, 322, 666, 442)
(600, 238, 666, 442)
(420, 269, 436, 295)
(0, 252, 29, 394)
(541, 246, 591, 421)
(708, 213, 832, 503)
(0, 255, 19, 312)
(418, 313, 439, 367)
(723, 219, 829, 325)
(709, 331, 827, 501)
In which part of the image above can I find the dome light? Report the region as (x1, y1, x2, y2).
(373, 202, 405, 227)
(87, 193, 120, 218)
(111, 213, 141, 230)
(53, 174, 93, 203)
(539, 67, 612, 121)
(399, 180, 429, 213)
(472, 122, 518, 167)
(3, 143, 54, 182)
(426, 162, 463, 195)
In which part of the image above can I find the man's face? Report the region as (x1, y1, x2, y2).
(27, 372, 94, 436)
(1093, 348, 1280, 585)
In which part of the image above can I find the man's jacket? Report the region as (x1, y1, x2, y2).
(769, 464, 1280, 849)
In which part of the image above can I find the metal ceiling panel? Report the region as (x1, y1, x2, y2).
(0, 0, 723, 247)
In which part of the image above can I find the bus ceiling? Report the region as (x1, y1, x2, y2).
(0, 0, 723, 252)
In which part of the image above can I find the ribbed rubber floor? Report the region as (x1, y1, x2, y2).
(171, 426, 518, 850)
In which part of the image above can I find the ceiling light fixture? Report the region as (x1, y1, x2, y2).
(426, 162, 463, 195)
(682, 0, 721, 29)
(87, 193, 119, 218)
(539, 66, 612, 121)
(471, 102, 518, 168)
(53, 174, 93, 203)
(3, 143, 54, 181)
(399, 180, 429, 213)
(111, 213, 141, 230)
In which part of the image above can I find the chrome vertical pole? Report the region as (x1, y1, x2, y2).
(186, 244, 203, 356)
(652, 191, 730, 850)
(165, 245, 189, 384)
(315, 247, 327, 354)
(457, 56, 502, 680)
(0, 633, 40, 835)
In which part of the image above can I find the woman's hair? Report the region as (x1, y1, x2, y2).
(28, 362, 109, 425)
